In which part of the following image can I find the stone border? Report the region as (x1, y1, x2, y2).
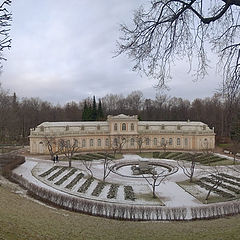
(110, 160, 178, 179)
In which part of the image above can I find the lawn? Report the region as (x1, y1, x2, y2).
(0, 181, 240, 240)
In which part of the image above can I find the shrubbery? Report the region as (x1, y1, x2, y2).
(124, 185, 135, 201)
(107, 184, 119, 199)
(55, 169, 78, 185)
(78, 178, 94, 193)
(65, 172, 84, 189)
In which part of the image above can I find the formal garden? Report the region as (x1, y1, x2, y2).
(6, 150, 239, 221)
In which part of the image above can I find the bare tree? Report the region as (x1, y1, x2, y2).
(110, 135, 127, 155)
(44, 136, 58, 161)
(58, 138, 80, 167)
(160, 140, 169, 153)
(201, 166, 224, 203)
(0, 0, 11, 70)
(178, 152, 198, 182)
(142, 170, 167, 198)
(82, 160, 93, 178)
(117, 0, 240, 100)
(102, 151, 112, 182)
(135, 135, 146, 153)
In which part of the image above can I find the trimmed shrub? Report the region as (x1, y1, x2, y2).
(78, 178, 94, 193)
(55, 168, 78, 185)
(65, 172, 84, 189)
(39, 166, 59, 177)
(107, 184, 119, 199)
(91, 181, 106, 197)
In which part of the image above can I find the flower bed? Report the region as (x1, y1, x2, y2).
(195, 180, 234, 199)
(78, 177, 94, 193)
(65, 172, 84, 189)
(91, 181, 106, 197)
(107, 184, 119, 199)
(39, 166, 59, 178)
(201, 177, 240, 195)
(47, 167, 68, 181)
(220, 173, 240, 182)
(124, 185, 135, 201)
(55, 168, 78, 186)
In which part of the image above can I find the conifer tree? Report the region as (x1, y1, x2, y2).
(92, 96, 97, 121)
(82, 100, 88, 121)
(97, 99, 104, 120)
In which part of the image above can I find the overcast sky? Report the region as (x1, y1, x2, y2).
(1, 0, 222, 105)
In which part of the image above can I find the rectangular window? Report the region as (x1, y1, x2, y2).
(177, 138, 181, 145)
(90, 139, 94, 147)
(185, 138, 188, 146)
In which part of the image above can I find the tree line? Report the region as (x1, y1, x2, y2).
(0, 85, 239, 144)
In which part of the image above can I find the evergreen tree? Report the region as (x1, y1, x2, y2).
(97, 99, 104, 120)
(82, 100, 88, 121)
(92, 96, 97, 121)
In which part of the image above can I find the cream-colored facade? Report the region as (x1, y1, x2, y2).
(29, 114, 215, 154)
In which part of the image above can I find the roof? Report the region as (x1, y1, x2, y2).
(38, 121, 108, 127)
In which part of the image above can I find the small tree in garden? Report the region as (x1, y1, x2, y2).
(142, 170, 167, 198)
(111, 135, 127, 155)
(58, 138, 80, 167)
(135, 135, 145, 153)
(178, 152, 198, 183)
(102, 151, 112, 182)
(203, 167, 224, 203)
(160, 140, 169, 153)
(44, 136, 58, 160)
(82, 160, 93, 178)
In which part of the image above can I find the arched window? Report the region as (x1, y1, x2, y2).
(105, 138, 109, 146)
(169, 138, 173, 145)
(74, 139, 78, 147)
(177, 138, 181, 145)
(97, 139, 101, 147)
(122, 123, 126, 131)
(130, 138, 134, 146)
(114, 123, 118, 131)
(161, 138, 165, 145)
(82, 139, 86, 147)
(131, 123, 134, 131)
(114, 138, 118, 146)
(184, 138, 188, 146)
(146, 138, 150, 145)
(90, 139, 94, 147)
(154, 138, 157, 145)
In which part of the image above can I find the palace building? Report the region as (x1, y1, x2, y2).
(29, 114, 215, 154)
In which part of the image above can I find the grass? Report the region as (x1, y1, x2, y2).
(135, 193, 164, 205)
(1, 183, 240, 240)
(137, 152, 153, 158)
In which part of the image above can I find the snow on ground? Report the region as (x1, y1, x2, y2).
(12, 154, 239, 208)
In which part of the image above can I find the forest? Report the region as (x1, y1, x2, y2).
(0, 85, 239, 144)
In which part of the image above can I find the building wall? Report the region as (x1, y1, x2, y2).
(29, 114, 215, 154)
